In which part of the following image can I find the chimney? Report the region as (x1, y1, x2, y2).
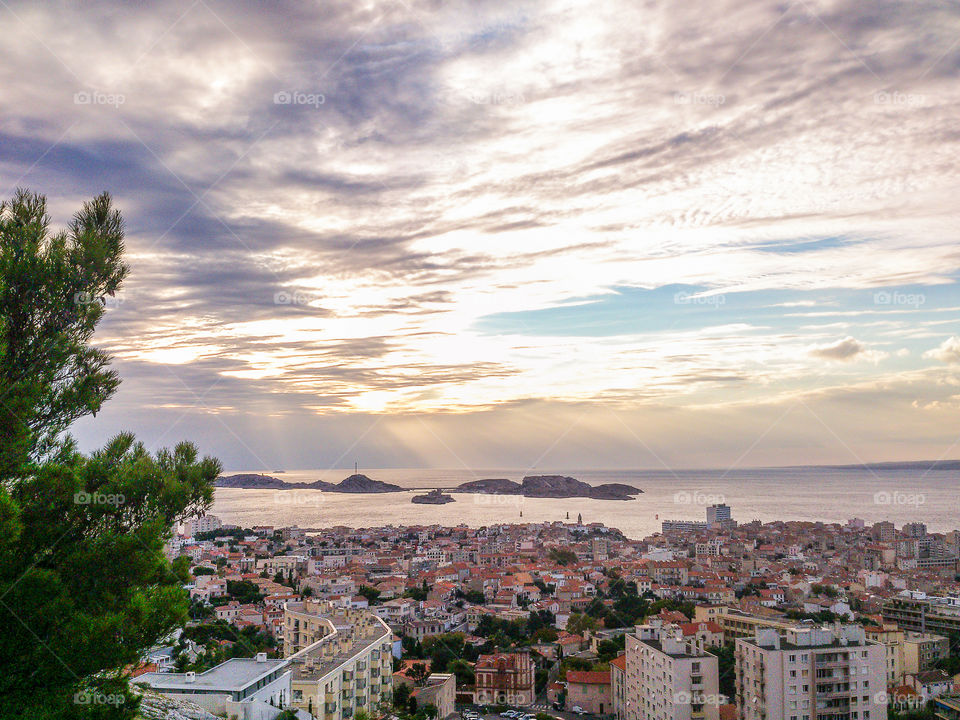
(185, 671, 196, 683)
(256, 652, 268, 663)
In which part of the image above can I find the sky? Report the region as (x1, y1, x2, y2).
(2, 0, 959, 472)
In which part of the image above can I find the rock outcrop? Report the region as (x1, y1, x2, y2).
(215, 473, 402, 493)
(452, 475, 642, 500)
(411, 489, 456, 504)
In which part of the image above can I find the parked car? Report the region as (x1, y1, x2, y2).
(571, 707, 587, 715)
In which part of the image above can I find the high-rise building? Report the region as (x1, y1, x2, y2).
(872, 521, 896, 543)
(182, 514, 222, 537)
(706, 504, 732, 528)
(283, 600, 394, 720)
(902, 522, 927, 539)
(736, 625, 887, 720)
(624, 622, 721, 720)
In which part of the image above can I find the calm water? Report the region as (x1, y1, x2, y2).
(210, 467, 959, 540)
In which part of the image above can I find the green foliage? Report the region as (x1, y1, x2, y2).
(558, 657, 594, 679)
(358, 585, 382, 605)
(393, 681, 412, 709)
(226, 579, 264, 604)
(595, 636, 625, 663)
(565, 613, 598, 635)
(708, 644, 735, 700)
(463, 589, 486, 604)
(0, 191, 220, 720)
(548, 548, 578, 566)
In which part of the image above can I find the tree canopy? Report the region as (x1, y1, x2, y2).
(0, 190, 220, 720)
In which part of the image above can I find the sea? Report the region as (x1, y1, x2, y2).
(210, 466, 959, 540)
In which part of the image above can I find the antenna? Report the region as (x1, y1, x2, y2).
(355, 461, 358, 476)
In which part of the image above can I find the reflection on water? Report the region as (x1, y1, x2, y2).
(211, 467, 959, 539)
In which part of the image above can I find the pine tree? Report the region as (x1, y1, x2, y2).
(0, 190, 220, 719)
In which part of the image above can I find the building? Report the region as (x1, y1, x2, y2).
(624, 623, 721, 720)
(566, 670, 612, 715)
(181, 514, 222, 537)
(662, 520, 708, 533)
(865, 623, 904, 685)
(735, 625, 887, 720)
(410, 673, 456, 719)
(610, 655, 627, 720)
(883, 592, 960, 636)
(474, 651, 536, 706)
(872, 521, 896, 543)
(706, 504, 732, 528)
(136, 654, 291, 716)
(903, 632, 949, 676)
(695, 606, 798, 641)
(283, 600, 394, 720)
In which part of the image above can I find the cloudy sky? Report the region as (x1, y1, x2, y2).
(2, 0, 959, 471)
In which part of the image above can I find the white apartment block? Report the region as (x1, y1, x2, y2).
(283, 600, 394, 720)
(182, 514, 222, 536)
(736, 625, 887, 720)
(136, 653, 290, 717)
(624, 623, 721, 720)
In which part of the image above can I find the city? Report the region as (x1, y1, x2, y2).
(125, 504, 960, 719)
(2, 1, 959, 719)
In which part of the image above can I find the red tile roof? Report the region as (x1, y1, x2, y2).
(566, 671, 611, 685)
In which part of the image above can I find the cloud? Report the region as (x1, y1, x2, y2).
(809, 336, 867, 360)
(809, 336, 889, 363)
(1, 0, 959, 466)
(923, 336, 960, 364)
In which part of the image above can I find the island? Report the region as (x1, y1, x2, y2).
(452, 475, 642, 500)
(411, 489, 455, 504)
(214, 473, 403, 493)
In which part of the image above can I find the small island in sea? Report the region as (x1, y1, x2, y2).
(454, 475, 643, 500)
(215, 473, 403, 493)
(411, 488, 455, 504)
(216, 472, 642, 500)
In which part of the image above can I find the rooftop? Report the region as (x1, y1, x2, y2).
(137, 657, 289, 692)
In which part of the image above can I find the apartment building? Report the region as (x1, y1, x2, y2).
(903, 632, 949, 676)
(624, 623, 721, 720)
(735, 625, 887, 720)
(181, 514, 222, 537)
(882, 592, 960, 636)
(283, 600, 394, 720)
(865, 624, 904, 685)
(694, 605, 798, 641)
(136, 653, 290, 716)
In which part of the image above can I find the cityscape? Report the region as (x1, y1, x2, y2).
(1, 1, 959, 720)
